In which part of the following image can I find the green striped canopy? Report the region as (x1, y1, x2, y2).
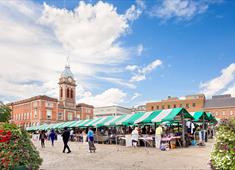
(82, 117, 103, 127)
(139, 108, 193, 124)
(206, 113, 217, 122)
(96, 116, 115, 127)
(190, 111, 210, 122)
(69, 120, 82, 127)
(122, 112, 145, 126)
(109, 115, 128, 126)
(78, 119, 93, 127)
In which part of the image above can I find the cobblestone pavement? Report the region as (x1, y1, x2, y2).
(33, 139, 213, 170)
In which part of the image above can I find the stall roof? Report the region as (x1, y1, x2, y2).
(140, 108, 193, 124)
(122, 112, 145, 126)
(190, 111, 210, 122)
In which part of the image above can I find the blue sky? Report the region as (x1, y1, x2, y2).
(0, 0, 235, 107)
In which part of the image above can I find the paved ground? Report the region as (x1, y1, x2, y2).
(33, 139, 214, 170)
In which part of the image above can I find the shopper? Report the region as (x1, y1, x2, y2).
(62, 127, 71, 153)
(155, 124, 163, 149)
(87, 128, 96, 153)
(39, 130, 47, 148)
(49, 129, 56, 146)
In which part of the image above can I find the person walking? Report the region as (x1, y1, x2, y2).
(62, 127, 71, 153)
(87, 128, 96, 153)
(49, 129, 56, 146)
(155, 124, 163, 149)
(39, 130, 47, 148)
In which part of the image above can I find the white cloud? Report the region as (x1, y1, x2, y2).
(127, 59, 162, 82)
(126, 65, 139, 71)
(0, 0, 142, 102)
(150, 0, 221, 20)
(77, 88, 127, 107)
(131, 92, 141, 101)
(137, 44, 144, 56)
(200, 63, 235, 97)
(96, 77, 136, 89)
(124, 0, 145, 21)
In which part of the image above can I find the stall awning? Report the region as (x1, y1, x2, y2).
(190, 111, 210, 122)
(96, 116, 115, 127)
(140, 108, 193, 124)
(78, 119, 93, 127)
(122, 112, 145, 126)
(82, 117, 103, 127)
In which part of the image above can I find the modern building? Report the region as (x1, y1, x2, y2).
(94, 106, 132, 117)
(146, 94, 205, 112)
(131, 105, 146, 113)
(204, 94, 235, 119)
(8, 63, 94, 128)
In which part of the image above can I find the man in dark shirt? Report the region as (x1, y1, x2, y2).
(62, 127, 71, 153)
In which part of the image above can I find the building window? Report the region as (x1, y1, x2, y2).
(156, 106, 159, 110)
(34, 109, 38, 119)
(46, 102, 53, 108)
(162, 105, 165, 109)
(186, 104, 189, 108)
(67, 88, 70, 98)
(58, 112, 63, 120)
(151, 106, 154, 110)
(68, 112, 73, 121)
(47, 109, 52, 119)
(24, 113, 26, 120)
(77, 114, 80, 120)
(173, 104, 176, 108)
(192, 103, 196, 107)
(33, 101, 38, 108)
(168, 105, 171, 109)
(222, 111, 225, 115)
(230, 111, 233, 116)
(60, 88, 63, 98)
(71, 89, 73, 99)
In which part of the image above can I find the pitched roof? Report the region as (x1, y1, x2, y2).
(204, 95, 235, 108)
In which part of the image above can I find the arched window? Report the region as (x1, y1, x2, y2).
(67, 88, 70, 98)
(71, 89, 73, 98)
(60, 88, 63, 98)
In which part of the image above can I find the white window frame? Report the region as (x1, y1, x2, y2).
(46, 109, 52, 120)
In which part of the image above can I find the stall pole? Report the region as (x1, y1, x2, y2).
(181, 112, 186, 147)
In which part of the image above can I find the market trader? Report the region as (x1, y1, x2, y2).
(155, 124, 163, 149)
(62, 127, 71, 153)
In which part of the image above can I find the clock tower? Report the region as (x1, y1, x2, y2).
(58, 63, 76, 108)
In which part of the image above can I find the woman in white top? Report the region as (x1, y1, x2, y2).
(131, 127, 139, 147)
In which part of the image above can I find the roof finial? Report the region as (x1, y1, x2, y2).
(66, 56, 70, 67)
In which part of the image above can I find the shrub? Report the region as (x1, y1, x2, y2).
(210, 118, 235, 170)
(0, 123, 42, 170)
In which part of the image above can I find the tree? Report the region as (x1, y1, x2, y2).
(0, 104, 11, 122)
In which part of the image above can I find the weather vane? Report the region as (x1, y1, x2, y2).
(66, 56, 70, 67)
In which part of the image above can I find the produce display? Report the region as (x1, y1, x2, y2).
(0, 123, 42, 170)
(210, 119, 235, 170)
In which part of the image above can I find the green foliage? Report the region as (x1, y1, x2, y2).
(0, 105, 11, 122)
(0, 123, 42, 170)
(210, 118, 235, 170)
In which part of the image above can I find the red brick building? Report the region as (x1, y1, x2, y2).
(8, 64, 94, 128)
(146, 94, 205, 112)
(204, 94, 235, 119)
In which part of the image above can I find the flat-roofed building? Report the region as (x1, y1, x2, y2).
(204, 94, 235, 119)
(94, 106, 131, 117)
(146, 94, 205, 112)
